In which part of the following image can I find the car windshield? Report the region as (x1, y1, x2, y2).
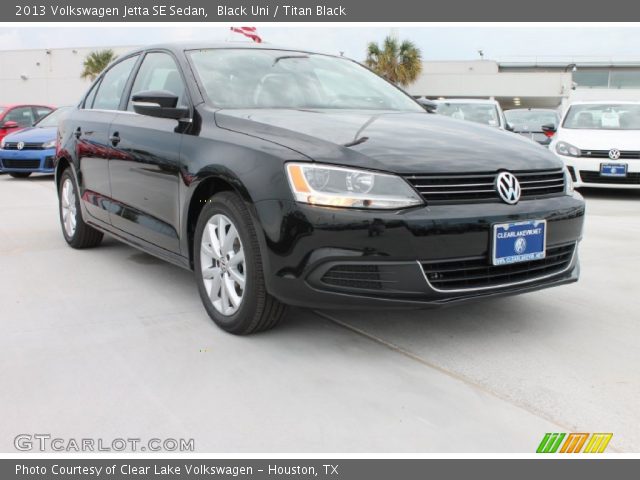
(563, 104, 640, 130)
(35, 107, 72, 128)
(436, 103, 500, 127)
(504, 110, 558, 131)
(188, 49, 423, 111)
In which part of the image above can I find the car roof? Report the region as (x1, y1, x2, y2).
(1, 103, 55, 109)
(434, 98, 499, 105)
(567, 100, 640, 106)
(123, 42, 333, 58)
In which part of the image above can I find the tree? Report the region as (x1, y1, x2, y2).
(81, 49, 117, 81)
(365, 36, 423, 87)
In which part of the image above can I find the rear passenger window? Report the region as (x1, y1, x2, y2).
(83, 81, 100, 109)
(128, 52, 188, 111)
(92, 56, 139, 111)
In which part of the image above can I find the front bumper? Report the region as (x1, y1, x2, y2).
(253, 194, 585, 309)
(557, 154, 640, 189)
(0, 148, 56, 173)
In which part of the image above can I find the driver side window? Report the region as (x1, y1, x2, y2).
(127, 52, 188, 111)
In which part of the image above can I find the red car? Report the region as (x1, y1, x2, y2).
(0, 104, 55, 143)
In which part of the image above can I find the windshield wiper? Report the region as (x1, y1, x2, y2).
(272, 55, 310, 66)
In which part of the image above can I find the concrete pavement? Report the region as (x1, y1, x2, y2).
(0, 175, 637, 452)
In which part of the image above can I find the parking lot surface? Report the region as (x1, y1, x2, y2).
(1, 175, 638, 452)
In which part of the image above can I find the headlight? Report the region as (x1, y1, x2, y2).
(286, 163, 423, 209)
(42, 140, 56, 149)
(555, 141, 581, 157)
(563, 166, 574, 194)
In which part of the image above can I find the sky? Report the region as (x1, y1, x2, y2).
(2, 26, 640, 62)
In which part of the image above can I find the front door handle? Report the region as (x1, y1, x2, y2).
(109, 132, 120, 146)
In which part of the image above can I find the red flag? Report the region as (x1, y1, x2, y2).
(230, 27, 262, 43)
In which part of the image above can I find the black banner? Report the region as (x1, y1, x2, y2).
(3, 459, 640, 479)
(4, 0, 640, 22)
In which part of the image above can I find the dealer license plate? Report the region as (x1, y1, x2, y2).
(600, 163, 627, 177)
(492, 220, 546, 266)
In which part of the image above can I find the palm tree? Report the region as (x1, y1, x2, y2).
(365, 36, 423, 87)
(80, 49, 117, 81)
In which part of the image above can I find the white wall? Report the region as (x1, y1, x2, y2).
(407, 60, 572, 101)
(0, 46, 138, 106)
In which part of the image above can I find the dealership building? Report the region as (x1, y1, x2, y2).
(2, 46, 640, 111)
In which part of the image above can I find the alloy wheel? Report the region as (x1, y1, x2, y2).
(60, 178, 77, 237)
(200, 214, 246, 316)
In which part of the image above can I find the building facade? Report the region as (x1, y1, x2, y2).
(0, 46, 137, 106)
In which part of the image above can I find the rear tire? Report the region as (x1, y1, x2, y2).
(58, 168, 103, 249)
(194, 191, 287, 335)
(9, 172, 31, 178)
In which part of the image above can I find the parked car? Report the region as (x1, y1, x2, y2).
(0, 107, 72, 178)
(434, 98, 508, 129)
(0, 104, 54, 143)
(549, 101, 640, 189)
(55, 43, 585, 335)
(504, 108, 560, 146)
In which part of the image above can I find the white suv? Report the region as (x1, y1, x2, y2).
(549, 101, 640, 189)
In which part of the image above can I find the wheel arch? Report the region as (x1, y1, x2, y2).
(184, 174, 267, 271)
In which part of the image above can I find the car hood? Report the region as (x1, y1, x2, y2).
(556, 128, 640, 150)
(3, 126, 56, 143)
(215, 109, 561, 174)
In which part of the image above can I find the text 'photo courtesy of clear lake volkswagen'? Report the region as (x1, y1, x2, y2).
(54, 43, 585, 335)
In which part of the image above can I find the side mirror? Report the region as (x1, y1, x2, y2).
(131, 90, 189, 120)
(541, 124, 557, 138)
(1, 121, 19, 130)
(417, 98, 437, 113)
(505, 122, 515, 132)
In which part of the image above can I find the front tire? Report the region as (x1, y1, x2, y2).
(58, 169, 103, 249)
(194, 192, 287, 335)
(9, 172, 31, 178)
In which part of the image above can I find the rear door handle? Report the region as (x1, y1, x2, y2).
(109, 132, 120, 146)
(74, 127, 82, 139)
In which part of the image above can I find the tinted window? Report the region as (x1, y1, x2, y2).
(436, 103, 500, 127)
(128, 52, 187, 110)
(4, 107, 35, 127)
(33, 106, 53, 120)
(189, 49, 422, 111)
(92, 56, 138, 111)
(573, 70, 609, 88)
(563, 104, 640, 130)
(83, 80, 101, 109)
(504, 110, 558, 131)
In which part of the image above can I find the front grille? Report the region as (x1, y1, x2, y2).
(421, 243, 575, 291)
(404, 169, 565, 204)
(321, 265, 384, 290)
(2, 142, 44, 150)
(580, 150, 640, 159)
(0, 159, 41, 169)
(579, 170, 640, 185)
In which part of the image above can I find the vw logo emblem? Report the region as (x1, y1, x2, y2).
(514, 237, 527, 255)
(609, 148, 621, 160)
(17, 142, 24, 150)
(495, 171, 521, 205)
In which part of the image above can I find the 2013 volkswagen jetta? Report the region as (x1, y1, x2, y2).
(55, 43, 585, 334)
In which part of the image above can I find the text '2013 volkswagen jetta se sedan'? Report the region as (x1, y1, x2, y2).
(55, 43, 585, 334)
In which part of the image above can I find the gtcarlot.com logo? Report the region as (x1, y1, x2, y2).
(536, 433, 613, 453)
(14, 434, 195, 452)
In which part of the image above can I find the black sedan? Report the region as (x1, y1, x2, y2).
(55, 43, 585, 334)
